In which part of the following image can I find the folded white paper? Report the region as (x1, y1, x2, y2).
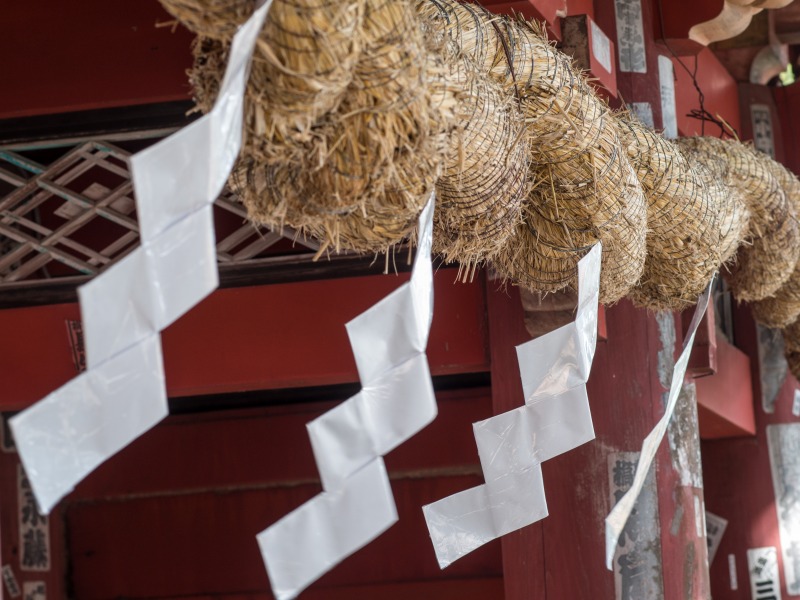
(11, 335, 167, 514)
(424, 466, 548, 563)
(423, 243, 602, 568)
(258, 458, 398, 600)
(80, 206, 218, 368)
(132, 3, 269, 244)
(11, 2, 271, 514)
(308, 354, 436, 492)
(258, 197, 437, 600)
(604, 279, 713, 568)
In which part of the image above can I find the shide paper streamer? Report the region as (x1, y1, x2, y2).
(9, 2, 273, 514)
(423, 243, 602, 568)
(257, 197, 437, 600)
(604, 278, 713, 568)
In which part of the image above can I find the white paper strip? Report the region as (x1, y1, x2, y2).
(259, 458, 397, 600)
(423, 244, 602, 568)
(258, 197, 437, 600)
(706, 511, 728, 565)
(12, 336, 167, 513)
(604, 278, 713, 568)
(747, 547, 782, 600)
(658, 55, 678, 139)
(766, 423, 800, 594)
(10, 2, 272, 514)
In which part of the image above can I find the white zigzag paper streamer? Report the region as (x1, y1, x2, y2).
(258, 196, 437, 600)
(423, 243, 602, 568)
(604, 277, 713, 568)
(9, 2, 272, 514)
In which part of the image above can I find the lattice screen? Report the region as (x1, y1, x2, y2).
(0, 141, 309, 285)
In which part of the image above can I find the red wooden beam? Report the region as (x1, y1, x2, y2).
(69, 388, 492, 501)
(486, 281, 547, 600)
(0, 272, 489, 409)
(651, 0, 724, 53)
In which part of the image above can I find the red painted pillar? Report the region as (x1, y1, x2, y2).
(488, 275, 712, 599)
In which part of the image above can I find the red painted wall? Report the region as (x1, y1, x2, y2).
(61, 390, 502, 599)
(673, 49, 742, 138)
(0, 0, 193, 119)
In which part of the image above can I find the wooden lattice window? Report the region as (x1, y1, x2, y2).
(0, 140, 314, 287)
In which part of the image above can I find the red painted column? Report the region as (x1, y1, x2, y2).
(489, 277, 713, 599)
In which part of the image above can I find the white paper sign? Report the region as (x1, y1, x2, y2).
(752, 104, 775, 158)
(659, 55, 678, 139)
(615, 0, 647, 73)
(22, 582, 45, 600)
(18, 466, 49, 572)
(731, 554, 740, 590)
(768, 424, 800, 594)
(748, 547, 782, 600)
(706, 511, 728, 565)
(631, 102, 655, 129)
(1, 565, 20, 598)
(609, 452, 663, 600)
(591, 20, 612, 74)
(759, 325, 787, 414)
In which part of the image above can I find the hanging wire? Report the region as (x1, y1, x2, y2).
(655, 0, 739, 139)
